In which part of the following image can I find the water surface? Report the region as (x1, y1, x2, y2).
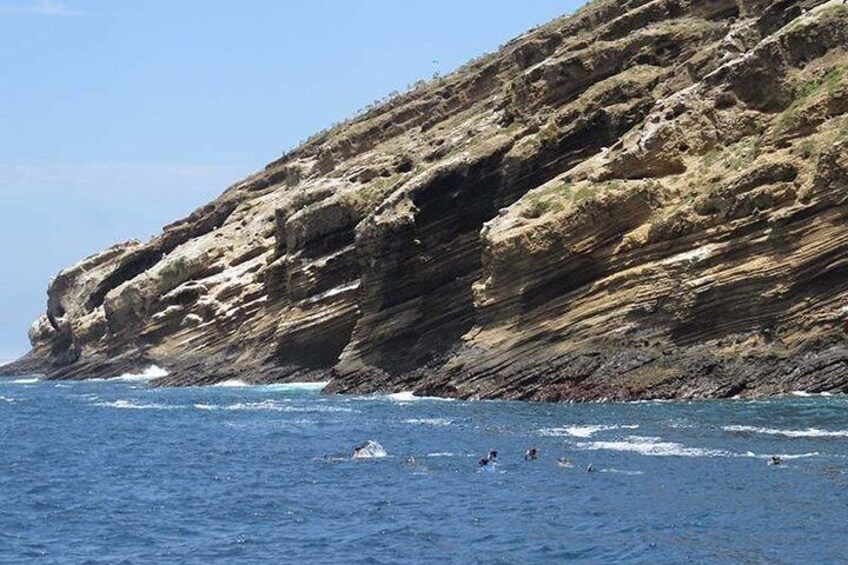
(1, 377, 846, 563)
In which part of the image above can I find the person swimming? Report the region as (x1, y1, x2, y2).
(557, 457, 573, 468)
(587, 463, 596, 474)
(478, 450, 498, 468)
(524, 448, 539, 461)
(768, 456, 783, 467)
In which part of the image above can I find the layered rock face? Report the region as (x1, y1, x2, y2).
(5, 0, 848, 400)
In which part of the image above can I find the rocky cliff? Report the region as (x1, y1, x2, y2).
(5, 0, 848, 401)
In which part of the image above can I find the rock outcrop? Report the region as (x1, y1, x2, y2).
(5, 0, 848, 401)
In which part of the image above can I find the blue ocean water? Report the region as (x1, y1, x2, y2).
(1, 376, 847, 564)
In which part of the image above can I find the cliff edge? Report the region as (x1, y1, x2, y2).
(5, 0, 848, 401)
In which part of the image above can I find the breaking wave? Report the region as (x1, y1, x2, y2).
(86, 366, 169, 383)
(386, 391, 419, 402)
(112, 366, 169, 382)
(352, 440, 388, 459)
(93, 400, 182, 411)
(723, 425, 848, 439)
(774, 452, 821, 460)
(575, 436, 733, 458)
(7, 378, 40, 385)
(262, 382, 329, 393)
(791, 391, 835, 398)
(193, 400, 356, 413)
(212, 379, 250, 388)
(211, 381, 329, 391)
(403, 418, 453, 427)
(537, 424, 639, 438)
(383, 391, 455, 403)
(575, 435, 824, 460)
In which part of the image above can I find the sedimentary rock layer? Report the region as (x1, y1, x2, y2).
(5, 0, 848, 401)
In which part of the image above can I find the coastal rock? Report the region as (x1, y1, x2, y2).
(4, 0, 848, 401)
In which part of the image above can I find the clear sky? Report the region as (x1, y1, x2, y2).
(0, 0, 586, 361)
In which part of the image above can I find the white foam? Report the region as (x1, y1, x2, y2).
(294, 404, 356, 414)
(426, 452, 456, 458)
(213, 379, 250, 388)
(724, 425, 848, 439)
(537, 424, 639, 438)
(790, 391, 839, 398)
(261, 381, 329, 392)
(210, 380, 330, 391)
(576, 434, 827, 460)
(626, 399, 676, 404)
(227, 400, 287, 411)
(403, 418, 453, 427)
(113, 365, 169, 382)
(8, 378, 40, 385)
(383, 391, 455, 402)
(576, 436, 732, 458)
(665, 421, 698, 430)
(93, 399, 182, 410)
(0, 395, 16, 403)
(775, 452, 821, 460)
(600, 469, 645, 476)
(387, 391, 418, 402)
(193, 400, 356, 413)
(352, 440, 388, 459)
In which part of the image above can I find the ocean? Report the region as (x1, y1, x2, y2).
(1, 374, 846, 563)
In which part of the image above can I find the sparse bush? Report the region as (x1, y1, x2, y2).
(825, 66, 846, 95)
(794, 139, 816, 158)
(777, 65, 846, 133)
(538, 123, 559, 146)
(573, 185, 593, 203)
(522, 196, 563, 219)
(701, 148, 722, 168)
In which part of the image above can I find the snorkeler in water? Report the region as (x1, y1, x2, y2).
(768, 455, 783, 467)
(478, 450, 498, 468)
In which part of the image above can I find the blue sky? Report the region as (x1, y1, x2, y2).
(0, 0, 585, 361)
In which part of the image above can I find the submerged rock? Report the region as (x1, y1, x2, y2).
(4, 0, 848, 401)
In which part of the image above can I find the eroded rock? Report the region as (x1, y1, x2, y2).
(5, 0, 848, 401)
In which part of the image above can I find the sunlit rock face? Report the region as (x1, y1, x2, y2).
(6, 0, 848, 401)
